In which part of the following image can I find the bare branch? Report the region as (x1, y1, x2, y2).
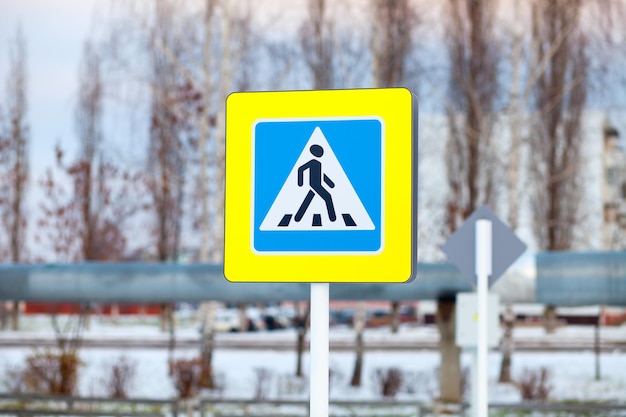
(0, 25, 29, 262)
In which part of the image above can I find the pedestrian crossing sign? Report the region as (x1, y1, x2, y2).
(255, 120, 380, 251)
(225, 88, 417, 283)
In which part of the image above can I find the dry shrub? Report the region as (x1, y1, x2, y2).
(329, 363, 345, 392)
(517, 367, 553, 402)
(2, 365, 26, 393)
(169, 357, 202, 398)
(277, 373, 307, 397)
(252, 367, 274, 400)
(105, 356, 137, 398)
(460, 366, 471, 401)
(372, 367, 403, 398)
(22, 350, 82, 395)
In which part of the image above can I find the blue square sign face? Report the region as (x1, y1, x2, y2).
(252, 118, 383, 254)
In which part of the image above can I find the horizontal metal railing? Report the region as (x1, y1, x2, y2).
(197, 398, 426, 417)
(489, 401, 626, 416)
(1, 394, 626, 417)
(0, 394, 178, 417)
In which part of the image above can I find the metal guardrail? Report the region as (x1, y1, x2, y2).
(0, 395, 432, 417)
(489, 401, 626, 416)
(197, 398, 427, 417)
(2, 252, 626, 306)
(1, 394, 626, 417)
(0, 394, 178, 417)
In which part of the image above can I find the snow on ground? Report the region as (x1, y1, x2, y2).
(0, 314, 625, 402)
(2, 346, 626, 402)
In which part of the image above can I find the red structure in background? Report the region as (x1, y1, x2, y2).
(24, 303, 162, 315)
(20, 302, 626, 326)
(603, 310, 626, 326)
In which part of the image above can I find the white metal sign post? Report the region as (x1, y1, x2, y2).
(310, 283, 329, 417)
(441, 205, 527, 417)
(475, 220, 492, 417)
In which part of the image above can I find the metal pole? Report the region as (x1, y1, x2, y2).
(475, 220, 492, 417)
(310, 282, 329, 417)
(595, 312, 601, 381)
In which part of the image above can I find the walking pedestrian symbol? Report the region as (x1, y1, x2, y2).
(295, 143, 338, 225)
(253, 118, 382, 253)
(261, 127, 375, 231)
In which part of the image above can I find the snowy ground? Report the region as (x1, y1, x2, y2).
(1, 314, 625, 403)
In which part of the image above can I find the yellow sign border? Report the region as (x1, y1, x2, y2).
(224, 88, 417, 283)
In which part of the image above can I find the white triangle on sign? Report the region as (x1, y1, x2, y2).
(260, 127, 375, 231)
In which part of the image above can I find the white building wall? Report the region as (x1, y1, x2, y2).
(416, 110, 607, 261)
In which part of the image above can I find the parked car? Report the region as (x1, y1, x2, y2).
(366, 310, 391, 328)
(205, 308, 265, 332)
(213, 309, 244, 332)
(330, 309, 354, 327)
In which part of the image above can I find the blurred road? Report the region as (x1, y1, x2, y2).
(1, 332, 624, 351)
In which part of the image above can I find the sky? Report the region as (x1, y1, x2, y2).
(0, 0, 136, 259)
(2, 0, 622, 176)
(0, 0, 323, 175)
(0, 0, 620, 261)
(0, 1, 111, 173)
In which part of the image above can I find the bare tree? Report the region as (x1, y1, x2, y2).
(370, 0, 418, 88)
(444, 0, 501, 232)
(529, 0, 588, 336)
(442, 0, 501, 403)
(143, 0, 192, 376)
(499, 0, 525, 385)
(300, 0, 335, 90)
(528, 0, 587, 252)
(146, 2, 188, 264)
(497, 0, 612, 381)
(76, 43, 128, 261)
(0, 26, 29, 330)
(107, 0, 254, 261)
(196, 0, 254, 389)
(39, 42, 137, 263)
(36, 41, 139, 346)
(107, 0, 256, 387)
(297, 0, 370, 90)
(346, 0, 421, 388)
(1, 25, 29, 264)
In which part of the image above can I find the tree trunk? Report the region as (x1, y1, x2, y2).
(295, 302, 310, 378)
(436, 299, 461, 403)
(350, 330, 364, 387)
(498, 304, 515, 383)
(543, 305, 558, 334)
(159, 303, 168, 332)
(200, 331, 215, 388)
(10, 301, 19, 331)
(350, 302, 367, 387)
(238, 303, 248, 332)
(0, 302, 7, 330)
(390, 301, 400, 334)
(167, 303, 176, 373)
(296, 327, 306, 378)
(199, 301, 216, 388)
